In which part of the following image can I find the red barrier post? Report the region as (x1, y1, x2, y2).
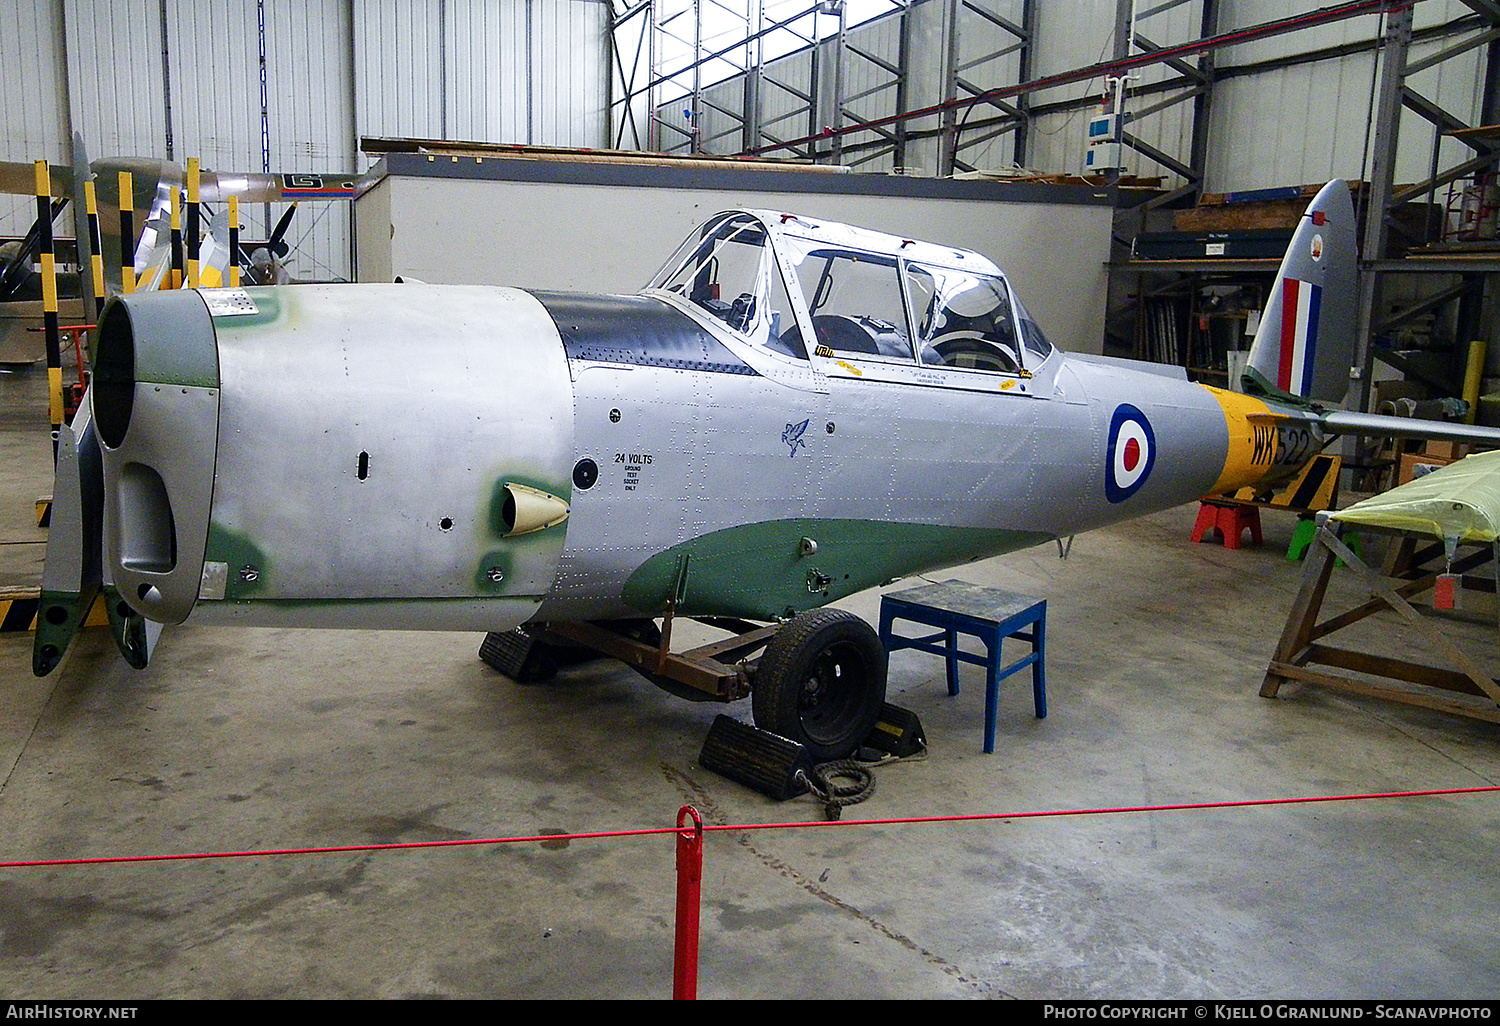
(673, 805, 704, 1000)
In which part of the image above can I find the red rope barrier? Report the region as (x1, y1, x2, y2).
(4, 784, 1493, 1000)
(0, 784, 1493, 870)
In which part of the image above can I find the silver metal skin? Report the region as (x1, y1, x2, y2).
(194, 284, 575, 630)
(94, 290, 221, 626)
(39, 183, 1500, 677)
(1245, 179, 1358, 403)
(38, 397, 99, 598)
(89, 284, 575, 633)
(541, 313, 1228, 622)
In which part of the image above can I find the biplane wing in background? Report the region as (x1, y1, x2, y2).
(0, 153, 360, 305)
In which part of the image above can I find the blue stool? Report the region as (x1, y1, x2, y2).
(878, 581, 1047, 753)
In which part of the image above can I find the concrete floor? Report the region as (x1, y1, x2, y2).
(1, 365, 1499, 1000)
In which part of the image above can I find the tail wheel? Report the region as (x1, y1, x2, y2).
(752, 608, 888, 762)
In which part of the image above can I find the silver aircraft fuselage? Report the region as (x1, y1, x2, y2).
(45, 183, 1500, 681)
(80, 209, 1307, 639)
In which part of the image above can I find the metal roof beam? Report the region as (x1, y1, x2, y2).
(1121, 132, 1196, 180)
(748, 0, 1401, 156)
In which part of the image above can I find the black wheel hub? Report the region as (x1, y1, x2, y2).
(798, 643, 867, 744)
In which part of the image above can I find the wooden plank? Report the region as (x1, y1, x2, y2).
(1267, 661, 1500, 724)
(1261, 531, 1337, 698)
(0, 589, 108, 633)
(544, 619, 751, 700)
(1445, 123, 1500, 142)
(1263, 525, 1500, 716)
(1174, 199, 1310, 232)
(1303, 643, 1496, 699)
(685, 623, 779, 663)
(360, 136, 846, 174)
(1308, 573, 1436, 641)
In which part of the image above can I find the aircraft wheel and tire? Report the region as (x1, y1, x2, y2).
(752, 608, 888, 762)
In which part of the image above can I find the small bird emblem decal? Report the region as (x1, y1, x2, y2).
(783, 419, 809, 457)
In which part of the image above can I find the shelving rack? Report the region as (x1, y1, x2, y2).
(606, 2, 1500, 405)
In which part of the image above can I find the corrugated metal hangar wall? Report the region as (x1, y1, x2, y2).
(634, 0, 1491, 190)
(2, 1, 1495, 286)
(0, 0, 612, 283)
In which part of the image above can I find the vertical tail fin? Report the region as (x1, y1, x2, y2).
(1242, 179, 1358, 403)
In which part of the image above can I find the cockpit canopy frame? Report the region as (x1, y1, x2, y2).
(644, 209, 1056, 376)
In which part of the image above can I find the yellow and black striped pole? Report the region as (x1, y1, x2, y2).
(169, 186, 183, 289)
(118, 170, 135, 294)
(186, 158, 200, 289)
(83, 180, 106, 319)
(34, 160, 62, 460)
(228, 195, 241, 287)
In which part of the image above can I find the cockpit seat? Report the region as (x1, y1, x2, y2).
(812, 314, 881, 354)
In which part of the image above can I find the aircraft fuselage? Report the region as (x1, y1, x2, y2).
(93, 279, 1292, 633)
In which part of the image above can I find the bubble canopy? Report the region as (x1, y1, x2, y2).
(644, 209, 1055, 373)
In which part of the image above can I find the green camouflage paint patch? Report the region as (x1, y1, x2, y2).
(207, 286, 285, 330)
(102, 584, 151, 668)
(473, 549, 514, 593)
(31, 587, 95, 675)
(205, 522, 271, 599)
(623, 518, 1048, 621)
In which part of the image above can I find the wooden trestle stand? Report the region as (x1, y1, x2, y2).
(1261, 518, 1500, 723)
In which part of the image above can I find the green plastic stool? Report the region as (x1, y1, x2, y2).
(1288, 518, 1362, 564)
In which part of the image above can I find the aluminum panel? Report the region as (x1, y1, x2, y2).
(205, 284, 574, 625)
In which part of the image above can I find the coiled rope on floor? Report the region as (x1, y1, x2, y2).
(800, 743, 932, 819)
(802, 760, 877, 820)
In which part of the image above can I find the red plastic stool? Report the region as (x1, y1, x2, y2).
(1190, 500, 1262, 549)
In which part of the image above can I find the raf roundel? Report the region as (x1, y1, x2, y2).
(1105, 404, 1156, 504)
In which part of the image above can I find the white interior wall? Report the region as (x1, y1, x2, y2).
(1204, 0, 1491, 192)
(446, 0, 530, 145)
(61, 0, 169, 164)
(1032, 0, 1494, 191)
(0, 1, 69, 234)
(357, 166, 1113, 354)
(354, 0, 444, 142)
(1027, 0, 1201, 182)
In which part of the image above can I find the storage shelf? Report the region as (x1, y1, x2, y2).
(1122, 258, 1280, 272)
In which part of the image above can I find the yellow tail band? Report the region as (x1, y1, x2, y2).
(1203, 385, 1282, 495)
